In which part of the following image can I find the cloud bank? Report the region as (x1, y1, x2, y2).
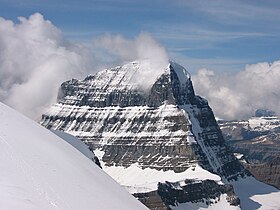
(1, 13, 279, 121)
(192, 60, 280, 120)
(0, 13, 169, 119)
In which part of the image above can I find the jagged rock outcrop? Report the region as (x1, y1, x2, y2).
(158, 179, 240, 207)
(41, 60, 248, 209)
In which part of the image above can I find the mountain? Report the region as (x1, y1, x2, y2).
(219, 115, 280, 189)
(41, 60, 280, 210)
(0, 102, 147, 210)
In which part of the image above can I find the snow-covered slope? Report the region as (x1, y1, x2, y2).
(0, 102, 147, 210)
(51, 129, 101, 167)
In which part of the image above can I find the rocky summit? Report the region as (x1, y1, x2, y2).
(41, 60, 280, 210)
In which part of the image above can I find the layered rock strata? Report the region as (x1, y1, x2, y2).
(41, 61, 244, 179)
(41, 60, 247, 209)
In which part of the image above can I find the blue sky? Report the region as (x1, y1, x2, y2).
(1, 0, 280, 73)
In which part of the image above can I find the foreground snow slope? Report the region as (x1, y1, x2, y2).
(0, 102, 147, 210)
(51, 130, 97, 163)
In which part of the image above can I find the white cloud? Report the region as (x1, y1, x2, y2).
(0, 13, 95, 119)
(1, 13, 279, 121)
(0, 13, 169, 119)
(94, 32, 168, 66)
(192, 61, 280, 120)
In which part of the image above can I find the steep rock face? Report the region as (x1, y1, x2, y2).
(41, 61, 244, 179)
(41, 60, 249, 209)
(245, 163, 280, 189)
(219, 117, 280, 189)
(134, 191, 168, 210)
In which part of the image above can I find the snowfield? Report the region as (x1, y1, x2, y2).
(98, 154, 280, 210)
(0, 102, 147, 210)
(100, 162, 221, 194)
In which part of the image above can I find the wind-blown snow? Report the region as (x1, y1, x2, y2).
(82, 60, 169, 92)
(0, 102, 147, 210)
(94, 32, 169, 91)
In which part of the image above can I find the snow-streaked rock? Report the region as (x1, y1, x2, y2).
(0, 102, 147, 210)
(41, 61, 243, 179)
(40, 60, 280, 209)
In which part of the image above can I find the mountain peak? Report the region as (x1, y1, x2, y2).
(56, 60, 195, 108)
(83, 60, 190, 93)
(43, 60, 243, 178)
(41, 60, 280, 209)
(170, 61, 191, 84)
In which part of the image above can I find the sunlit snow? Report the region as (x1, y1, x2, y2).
(0, 102, 147, 210)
